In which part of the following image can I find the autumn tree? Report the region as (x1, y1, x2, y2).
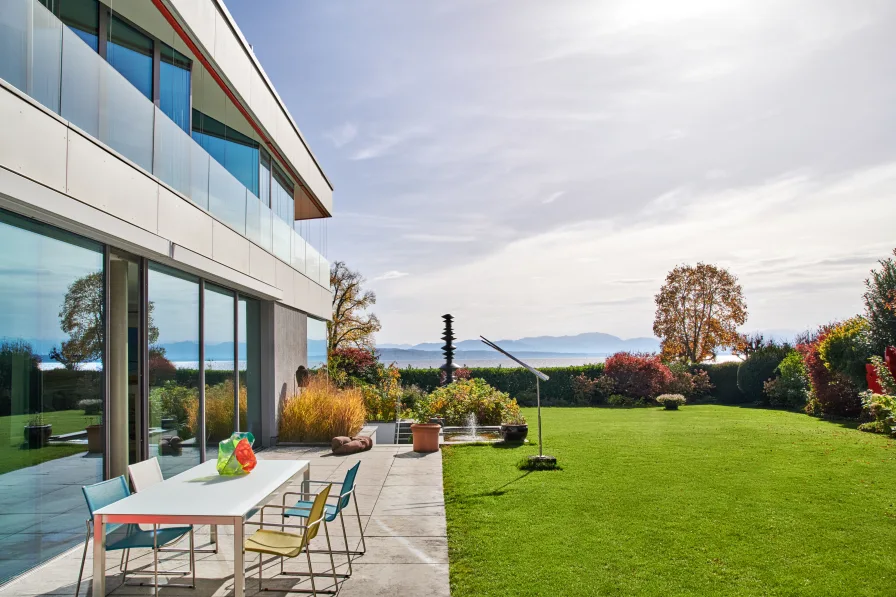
(864, 248, 896, 354)
(51, 272, 104, 369)
(328, 261, 381, 353)
(653, 263, 747, 363)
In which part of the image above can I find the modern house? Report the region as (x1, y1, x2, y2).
(0, 0, 332, 584)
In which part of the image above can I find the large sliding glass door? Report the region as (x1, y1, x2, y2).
(0, 209, 104, 584)
(239, 297, 261, 440)
(147, 264, 200, 478)
(203, 284, 236, 452)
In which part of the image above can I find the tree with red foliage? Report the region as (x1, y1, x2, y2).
(603, 352, 673, 400)
(798, 326, 862, 418)
(328, 347, 380, 385)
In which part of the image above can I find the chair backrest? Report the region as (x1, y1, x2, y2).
(338, 462, 361, 511)
(82, 476, 129, 517)
(302, 484, 332, 546)
(128, 457, 164, 493)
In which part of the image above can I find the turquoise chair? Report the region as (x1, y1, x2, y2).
(282, 462, 365, 578)
(76, 476, 195, 597)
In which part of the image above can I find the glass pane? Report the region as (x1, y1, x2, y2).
(192, 110, 259, 197)
(238, 297, 261, 440)
(203, 284, 235, 451)
(153, 105, 192, 197)
(208, 157, 248, 234)
(259, 150, 271, 209)
(0, 0, 63, 113)
(159, 55, 191, 134)
(272, 216, 291, 263)
(291, 225, 306, 274)
(60, 24, 100, 136)
(148, 264, 199, 478)
(307, 317, 327, 369)
(106, 15, 151, 100)
(0, 208, 104, 584)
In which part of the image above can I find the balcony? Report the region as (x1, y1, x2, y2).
(0, 0, 329, 290)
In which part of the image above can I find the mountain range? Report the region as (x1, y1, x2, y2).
(378, 332, 661, 355)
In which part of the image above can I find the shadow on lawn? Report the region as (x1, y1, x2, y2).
(447, 470, 533, 502)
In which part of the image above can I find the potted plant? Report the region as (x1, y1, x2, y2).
(411, 418, 441, 453)
(500, 411, 528, 442)
(79, 399, 103, 453)
(24, 413, 51, 449)
(656, 394, 686, 410)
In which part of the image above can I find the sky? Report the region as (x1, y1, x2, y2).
(226, 0, 896, 345)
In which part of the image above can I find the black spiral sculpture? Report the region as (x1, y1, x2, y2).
(439, 313, 455, 385)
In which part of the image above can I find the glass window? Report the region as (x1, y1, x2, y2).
(192, 109, 260, 197)
(160, 44, 191, 134)
(60, 0, 99, 51)
(239, 297, 261, 440)
(0, 209, 104, 584)
(147, 264, 199, 478)
(106, 14, 152, 100)
(203, 284, 236, 453)
(259, 150, 271, 209)
(307, 317, 327, 369)
(272, 163, 294, 223)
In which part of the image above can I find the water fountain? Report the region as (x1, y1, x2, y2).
(441, 412, 502, 443)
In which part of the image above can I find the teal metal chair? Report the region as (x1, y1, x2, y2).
(282, 462, 365, 578)
(76, 476, 195, 597)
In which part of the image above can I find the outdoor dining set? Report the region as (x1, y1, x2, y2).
(76, 455, 366, 597)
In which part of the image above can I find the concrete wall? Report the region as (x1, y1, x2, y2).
(0, 82, 331, 320)
(260, 302, 308, 446)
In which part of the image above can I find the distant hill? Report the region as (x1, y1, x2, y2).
(378, 332, 660, 355)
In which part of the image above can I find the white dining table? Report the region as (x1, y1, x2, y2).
(92, 459, 310, 597)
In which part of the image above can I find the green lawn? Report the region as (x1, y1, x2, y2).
(443, 406, 896, 596)
(0, 410, 91, 475)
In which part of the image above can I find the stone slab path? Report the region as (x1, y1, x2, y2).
(0, 445, 450, 596)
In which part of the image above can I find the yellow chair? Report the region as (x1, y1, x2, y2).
(245, 483, 339, 595)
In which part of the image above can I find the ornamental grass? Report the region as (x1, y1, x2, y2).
(279, 373, 365, 442)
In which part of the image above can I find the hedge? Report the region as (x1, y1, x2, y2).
(400, 365, 605, 406)
(401, 362, 744, 406)
(695, 362, 745, 403)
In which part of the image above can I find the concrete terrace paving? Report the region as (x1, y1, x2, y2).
(0, 445, 449, 597)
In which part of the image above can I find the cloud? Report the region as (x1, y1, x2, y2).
(402, 233, 476, 243)
(323, 122, 357, 148)
(542, 191, 565, 204)
(374, 270, 409, 281)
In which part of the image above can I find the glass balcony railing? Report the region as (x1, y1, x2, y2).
(0, 0, 330, 290)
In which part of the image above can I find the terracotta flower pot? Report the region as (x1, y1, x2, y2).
(86, 424, 103, 453)
(411, 423, 441, 453)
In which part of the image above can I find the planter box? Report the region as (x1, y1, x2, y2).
(367, 421, 395, 445)
(501, 424, 528, 442)
(411, 423, 441, 453)
(86, 424, 103, 453)
(24, 424, 51, 449)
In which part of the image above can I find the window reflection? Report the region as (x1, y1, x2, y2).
(106, 15, 152, 100)
(0, 209, 104, 584)
(203, 284, 237, 450)
(239, 297, 261, 439)
(147, 264, 199, 478)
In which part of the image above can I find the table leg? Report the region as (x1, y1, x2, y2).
(303, 465, 310, 495)
(233, 518, 244, 597)
(91, 514, 105, 597)
(210, 524, 217, 545)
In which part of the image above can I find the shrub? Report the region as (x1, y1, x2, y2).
(328, 347, 380, 386)
(737, 344, 791, 403)
(570, 373, 604, 405)
(149, 382, 198, 439)
(817, 316, 872, 388)
(864, 249, 896, 354)
(603, 353, 673, 400)
(763, 350, 810, 409)
(77, 398, 103, 416)
(695, 362, 744, 403)
(666, 363, 714, 401)
(440, 367, 471, 385)
(607, 394, 652, 407)
(413, 378, 521, 425)
(399, 384, 427, 412)
(656, 394, 686, 410)
(279, 373, 365, 442)
(858, 391, 896, 434)
(399, 364, 604, 406)
(799, 327, 862, 418)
